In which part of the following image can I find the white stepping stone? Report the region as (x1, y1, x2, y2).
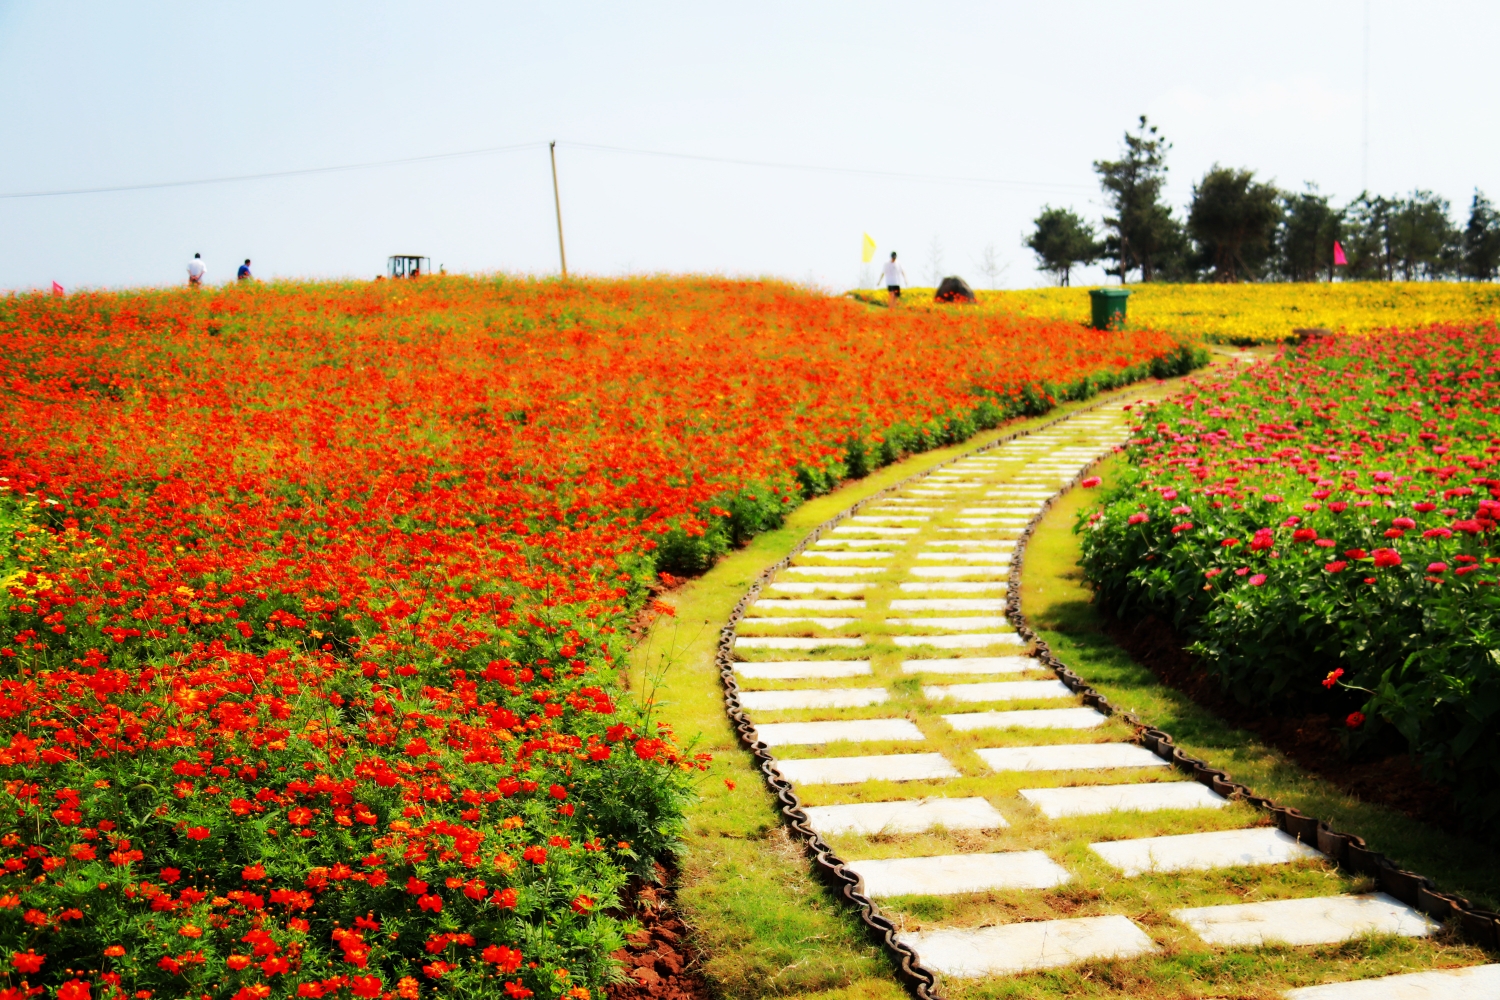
(894, 633, 1024, 649)
(977, 743, 1168, 772)
(889, 599, 1006, 611)
(795, 551, 893, 561)
(954, 518, 1028, 527)
(751, 598, 867, 611)
(936, 528, 1020, 535)
(739, 688, 889, 711)
(909, 566, 1010, 578)
(1089, 826, 1320, 876)
(1173, 893, 1436, 948)
(961, 507, 1044, 515)
(814, 539, 903, 548)
(735, 636, 865, 650)
(905, 490, 954, 497)
(899, 915, 1154, 978)
(848, 851, 1070, 897)
(923, 541, 1014, 549)
(901, 657, 1033, 675)
(1020, 782, 1228, 818)
(784, 566, 884, 577)
(803, 796, 1006, 836)
(753, 718, 925, 746)
(916, 552, 1013, 563)
(738, 617, 857, 629)
(925, 680, 1072, 702)
(777, 752, 958, 786)
(735, 660, 872, 680)
(768, 582, 865, 594)
(831, 525, 918, 535)
(850, 515, 928, 523)
(1285, 964, 1500, 999)
(887, 616, 1011, 630)
(899, 582, 1007, 593)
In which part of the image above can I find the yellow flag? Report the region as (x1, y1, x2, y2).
(861, 233, 876, 263)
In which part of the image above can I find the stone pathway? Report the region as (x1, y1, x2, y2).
(731, 403, 1498, 996)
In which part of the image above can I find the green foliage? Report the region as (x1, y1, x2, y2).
(1186, 166, 1282, 282)
(1277, 186, 1344, 283)
(1094, 116, 1190, 283)
(1462, 190, 1500, 282)
(1024, 207, 1104, 287)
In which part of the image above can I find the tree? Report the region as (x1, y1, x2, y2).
(1276, 185, 1343, 282)
(1094, 116, 1186, 282)
(973, 243, 1009, 289)
(1462, 190, 1500, 281)
(1187, 166, 1282, 282)
(1342, 193, 1397, 280)
(1390, 191, 1458, 280)
(1024, 207, 1103, 286)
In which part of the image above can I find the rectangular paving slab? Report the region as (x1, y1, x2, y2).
(1285, 964, 1500, 999)
(1172, 893, 1436, 947)
(734, 636, 865, 650)
(795, 551, 894, 561)
(767, 582, 865, 594)
(898, 914, 1155, 978)
(915, 552, 1014, 563)
(908, 565, 1011, 577)
(803, 796, 1007, 836)
(783, 566, 885, 576)
(776, 752, 959, 786)
(737, 616, 858, 629)
(901, 656, 1033, 675)
(830, 525, 918, 535)
(847, 850, 1070, 897)
(925, 680, 1073, 702)
(752, 718, 926, 746)
(894, 633, 1024, 648)
(1089, 826, 1322, 876)
(889, 599, 1007, 611)
(976, 743, 1169, 772)
(886, 616, 1012, 630)
(899, 582, 1007, 593)
(735, 660, 872, 680)
(739, 688, 890, 711)
(751, 598, 867, 611)
(943, 707, 1108, 730)
(1020, 782, 1229, 818)
(923, 540, 1015, 549)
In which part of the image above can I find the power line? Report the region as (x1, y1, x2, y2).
(0, 138, 1096, 202)
(0, 141, 547, 200)
(560, 140, 1095, 192)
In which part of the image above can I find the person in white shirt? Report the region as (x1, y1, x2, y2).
(187, 253, 206, 287)
(880, 252, 906, 307)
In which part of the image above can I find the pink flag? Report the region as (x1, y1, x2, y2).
(50, 281, 64, 296)
(1332, 241, 1348, 266)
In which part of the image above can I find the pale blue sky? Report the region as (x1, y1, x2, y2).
(2, 1, 1496, 292)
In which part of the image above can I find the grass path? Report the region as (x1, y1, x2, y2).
(628, 359, 1500, 999)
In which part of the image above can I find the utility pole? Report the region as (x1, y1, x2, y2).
(1362, 0, 1370, 193)
(549, 141, 568, 278)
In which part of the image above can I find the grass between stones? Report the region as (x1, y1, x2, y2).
(624, 401, 1124, 1000)
(626, 358, 1497, 1000)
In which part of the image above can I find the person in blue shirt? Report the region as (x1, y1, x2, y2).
(237, 259, 252, 281)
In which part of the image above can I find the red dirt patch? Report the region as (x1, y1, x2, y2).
(607, 865, 710, 1000)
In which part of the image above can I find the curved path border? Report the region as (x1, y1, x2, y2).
(713, 396, 1500, 998)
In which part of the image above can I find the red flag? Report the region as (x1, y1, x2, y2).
(1332, 241, 1348, 266)
(51, 281, 65, 296)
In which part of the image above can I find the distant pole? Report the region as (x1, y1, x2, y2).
(549, 141, 568, 278)
(1362, 0, 1370, 192)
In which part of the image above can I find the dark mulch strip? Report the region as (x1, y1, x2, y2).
(607, 864, 711, 1000)
(1101, 612, 1460, 828)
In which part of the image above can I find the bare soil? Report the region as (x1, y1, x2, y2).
(1102, 612, 1461, 828)
(607, 864, 712, 1000)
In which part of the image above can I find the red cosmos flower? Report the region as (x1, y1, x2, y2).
(522, 846, 547, 865)
(1346, 712, 1366, 729)
(504, 982, 533, 999)
(1427, 562, 1448, 574)
(406, 877, 429, 895)
(482, 945, 522, 973)
(1127, 512, 1149, 525)
(548, 784, 567, 800)
(1325, 561, 1347, 574)
(491, 887, 519, 909)
(1248, 574, 1267, 586)
(1080, 476, 1102, 487)
(226, 955, 251, 971)
(58, 981, 89, 1000)
(11, 951, 43, 973)
(1323, 668, 1344, 688)
(242, 864, 266, 881)
(417, 894, 442, 913)
(1345, 549, 1368, 559)
(571, 893, 594, 914)
(1292, 529, 1317, 542)
(350, 976, 383, 998)
(1372, 548, 1402, 568)
(185, 826, 210, 841)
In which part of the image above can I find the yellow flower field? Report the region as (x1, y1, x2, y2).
(853, 282, 1500, 344)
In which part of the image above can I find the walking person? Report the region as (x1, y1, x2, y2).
(237, 259, 252, 281)
(187, 253, 206, 287)
(880, 251, 906, 307)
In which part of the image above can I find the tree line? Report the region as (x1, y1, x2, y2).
(1026, 116, 1500, 286)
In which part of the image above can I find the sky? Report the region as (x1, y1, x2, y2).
(2, 0, 1497, 293)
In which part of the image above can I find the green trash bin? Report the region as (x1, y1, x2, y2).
(1089, 288, 1131, 330)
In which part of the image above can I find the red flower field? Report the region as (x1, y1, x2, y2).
(0, 276, 1197, 1000)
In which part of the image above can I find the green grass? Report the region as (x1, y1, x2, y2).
(627, 352, 1497, 1000)
(625, 397, 1139, 1000)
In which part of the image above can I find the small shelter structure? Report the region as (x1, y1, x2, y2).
(387, 256, 431, 279)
